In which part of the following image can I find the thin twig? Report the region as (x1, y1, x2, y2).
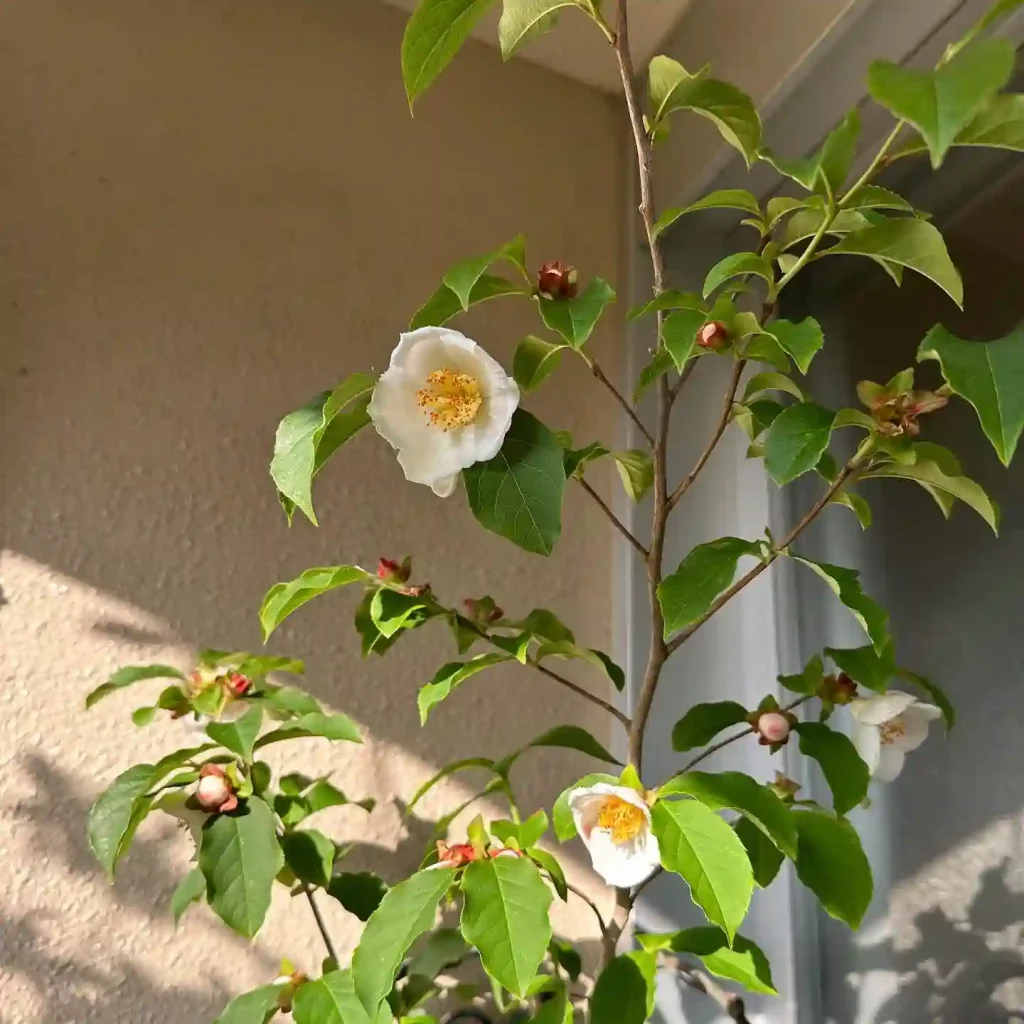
(668, 359, 746, 511)
(592, 360, 654, 447)
(673, 961, 751, 1023)
(303, 886, 339, 964)
(666, 461, 860, 656)
(579, 478, 649, 558)
(534, 663, 632, 731)
(669, 361, 697, 402)
(565, 882, 608, 934)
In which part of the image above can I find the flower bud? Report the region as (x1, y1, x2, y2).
(435, 840, 477, 868)
(377, 557, 411, 583)
(537, 261, 579, 301)
(696, 321, 729, 350)
(195, 764, 238, 814)
(224, 671, 252, 698)
(756, 711, 792, 745)
(463, 597, 503, 624)
(820, 672, 858, 705)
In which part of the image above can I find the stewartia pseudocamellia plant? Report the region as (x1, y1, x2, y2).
(87, 1, 1024, 1021)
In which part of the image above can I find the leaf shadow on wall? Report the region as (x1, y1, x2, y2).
(847, 860, 1024, 1024)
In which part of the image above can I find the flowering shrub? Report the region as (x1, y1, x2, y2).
(87, 1, 1024, 1022)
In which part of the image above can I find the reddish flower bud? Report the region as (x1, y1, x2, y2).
(377, 557, 411, 583)
(696, 321, 729, 350)
(435, 840, 477, 868)
(463, 597, 503, 624)
(195, 764, 238, 814)
(821, 672, 858, 705)
(537, 261, 579, 301)
(756, 711, 792, 745)
(224, 672, 252, 698)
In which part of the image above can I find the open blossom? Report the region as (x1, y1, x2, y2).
(368, 327, 520, 497)
(568, 783, 660, 888)
(850, 691, 941, 782)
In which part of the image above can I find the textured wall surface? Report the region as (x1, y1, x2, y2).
(0, 2, 625, 1020)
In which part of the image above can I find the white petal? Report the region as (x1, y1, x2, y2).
(397, 437, 466, 489)
(389, 326, 455, 371)
(368, 368, 427, 450)
(431, 473, 459, 498)
(895, 706, 936, 751)
(850, 691, 917, 727)
(873, 744, 906, 783)
(569, 784, 651, 820)
(585, 827, 661, 888)
(852, 721, 881, 773)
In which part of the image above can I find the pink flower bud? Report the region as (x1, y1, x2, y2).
(537, 261, 579, 301)
(377, 557, 411, 583)
(435, 841, 477, 868)
(224, 672, 252, 698)
(757, 711, 791, 745)
(195, 764, 238, 813)
(697, 321, 729, 350)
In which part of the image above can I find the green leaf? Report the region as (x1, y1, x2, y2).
(832, 490, 873, 529)
(794, 723, 869, 815)
(612, 450, 654, 502)
(409, 274, 524, 331)
(826, 642, 895, 692)
(864, 458, 1000, 533)
(659, 771, 797, 858)
(170, 867, 207, 925)
(535, 640, 625, 691)
(868, 39, 1016, 168)
(760, 149, 821, 190)
(671, 701, 749, 752)
(213, 984, 286, 1024)
(270, 374, 376, 525)
(658, 538, 763, 637)
(418, 653, 511, 724)
(406, 927, 472, 980)
(917, 322, 1024, 466)
(493, 810, 550, 850)
(86, 665, 186, 709)
(742, 371, 807, 404)
(590, 952, 657, 1024)
(842, 184, 917, 213)
(281, 828, 335, 888)
(460, 856, 553, 996)
(552, 772, 619, 840)
(735, 816, 784, 888)
(408, 757, 496, 812)
(633, 347, 674, 403)
(653, 190, 761, 239)
(648, 57, 762, 164)
(537, 278, 616, 349)
(206, 705, 264, 762)
(792, 556, 890, 653)
(370, 588, 432, 638)
(294, 970, 389, 1024)
(779, 654, 825, 695)
(955, 93, 1024, 151)
(947, 0, 1024, 62)
(513, 335, 567, 391)
(254, 712, 362, 748)
(328, 872, 390, 922)
(527, 849, 568, 903)
(897, 668, 955, 730)
(703, 252, 774, 299)
(652, 799, 754, 941)
(88, 763, 157, 879)
(628, 290, 705, 321)
(199, 797, 283, 938)
(792, 809, 872, 928)
(498, 0, 587, 57)
(824, 217, 963, 307)
(763, 402, 835, 485)
(758, 318, 824, 375)
(401, 0, 498, 107)
(819, 110, 861, 195)
(464, 409, 567, 555)
(522, 724, 621, 765)
(661, 307, 707, 371)
(442, 236, 526, 309)
(353, 868, 458, 1015)
(259, 565, 369, 641)
(637, 927, 776, 995)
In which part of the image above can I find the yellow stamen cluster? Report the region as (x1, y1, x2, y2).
(880, 718, 906, 745)
(597, 796, 647, 844)
(416, 368, 482, 430)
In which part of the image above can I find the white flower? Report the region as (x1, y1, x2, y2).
(368, 327, 520, 497)
(850, 691, 941, 783)
(568, 783, 660, 888)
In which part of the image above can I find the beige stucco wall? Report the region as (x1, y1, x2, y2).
(0, 2, 626, 1020)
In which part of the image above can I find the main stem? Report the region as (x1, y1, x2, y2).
(600, 0, 670, 967)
